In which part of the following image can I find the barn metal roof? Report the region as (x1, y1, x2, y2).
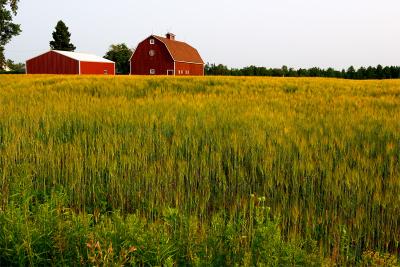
(53, 50, 114, 63)
(153, 35, 204, 64)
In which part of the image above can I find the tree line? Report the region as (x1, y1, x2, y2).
(205, 64, 400, 80)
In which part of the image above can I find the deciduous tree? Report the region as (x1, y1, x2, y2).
(104, 43, 133, 74)
(0, 0, 21, 69)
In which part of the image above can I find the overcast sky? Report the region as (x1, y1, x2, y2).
(5, 0, 400, 69)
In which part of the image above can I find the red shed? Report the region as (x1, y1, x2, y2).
(26, 50, 115, 75)
(130, 33, 204, 76)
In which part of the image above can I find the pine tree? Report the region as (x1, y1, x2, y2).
(49, 20, 76, 51)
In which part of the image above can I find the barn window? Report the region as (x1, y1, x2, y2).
(104, 70, 108, 75)
(150, 69, 155, 75)
(150, 39, 155, 45)
(149, 50, 155, 57)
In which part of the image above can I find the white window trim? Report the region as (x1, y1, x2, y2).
(150, 39, 155, 45)
(150, 69, 155, 75)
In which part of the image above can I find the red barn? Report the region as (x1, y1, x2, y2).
(130, 33, 204, 76)
(26, 50, 115, 75)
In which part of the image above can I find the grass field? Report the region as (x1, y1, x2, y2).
(0, 75, 399, 266)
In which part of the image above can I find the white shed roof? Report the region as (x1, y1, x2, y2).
(53, 50, 114, 63)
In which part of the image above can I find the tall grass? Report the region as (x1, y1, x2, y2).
(0, 75, 399, 265)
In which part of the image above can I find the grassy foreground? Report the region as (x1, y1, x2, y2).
(0, 75, 399, 266)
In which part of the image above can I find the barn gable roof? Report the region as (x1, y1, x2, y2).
(53, 50, 114, 63)
(152, 35, 204, 65)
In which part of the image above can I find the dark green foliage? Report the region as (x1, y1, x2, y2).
(0, 0, 21, 69)
(0, 190, 322, 266)
(346, 66, 356, 79)
(3, 59, 25, 72)
(104, 43, 133, 74)
(282, 84, 298, 93)
(49, 20, 76, 51)
(205, 63, 400, 80)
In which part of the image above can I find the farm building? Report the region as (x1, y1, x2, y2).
(130, 33, 204, 76)
(26, 50, 115, 75)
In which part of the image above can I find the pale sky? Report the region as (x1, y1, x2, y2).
(5, 0, 400, 69)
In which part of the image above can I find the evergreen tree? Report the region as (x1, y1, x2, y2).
(0, 0, 21, 69)
(366, 66, 375, 79)
(357, 67, 367, 79)
(104, 43, 133, 74)
(383, 66, 391, 79)
(326, 68, 335, 77)
(281, 65, 288, 77)
(390, 66, 400, 79)
(376, 65, 384, 79)
(346, 66, 356, 79)
(49, 20, 76, 51)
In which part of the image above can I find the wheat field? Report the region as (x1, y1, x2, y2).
(0, 75, 399, 266)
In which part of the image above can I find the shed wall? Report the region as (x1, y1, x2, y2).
(26, 51, 79, 74)
(80, 62, 115, 75)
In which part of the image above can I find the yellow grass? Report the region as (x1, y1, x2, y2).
(0, 75, 399, 263)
